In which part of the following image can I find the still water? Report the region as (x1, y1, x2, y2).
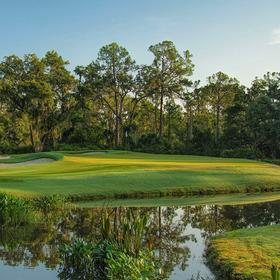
(0, 199, 279, 279)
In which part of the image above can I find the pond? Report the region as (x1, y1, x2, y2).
(0, 198, 279, 279)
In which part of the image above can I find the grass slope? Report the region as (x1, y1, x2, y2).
(208, 225, 280, 280)
(0, 151, 280, 198)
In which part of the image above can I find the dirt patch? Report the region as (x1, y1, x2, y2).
(0, 158, 54, 168)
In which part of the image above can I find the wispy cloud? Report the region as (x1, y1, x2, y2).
(268, 28, 280, 45)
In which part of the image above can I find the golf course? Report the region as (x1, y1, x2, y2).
(1, 150, 280, 199)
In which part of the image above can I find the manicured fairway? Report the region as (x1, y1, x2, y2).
(208, 225, 280, 280)
(1, 151, 280, 198)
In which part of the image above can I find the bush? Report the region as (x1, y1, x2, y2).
(136, 133, 168, 153)
(221, 147, 263, 159)
(0, 145, 33, 155)
(56, 143, 105, 152)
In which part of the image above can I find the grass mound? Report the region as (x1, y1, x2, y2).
(207, 225, 280, 280)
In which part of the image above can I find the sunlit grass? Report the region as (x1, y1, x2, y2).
(209, 225, 280, 280)
(0, 151, 280, 199)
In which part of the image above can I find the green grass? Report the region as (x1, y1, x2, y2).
(76, 192, 280, 208)
(208, 225, 280, 280)
(0, 150, 280, 199)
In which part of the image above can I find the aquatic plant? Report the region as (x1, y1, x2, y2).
(0, 193, 33, 227)
(33, 195, 69, 214)
(101, 208, 147, 255)
(59, 238, 163, 280)
(59, 208, 165, 279)
(271, 265, 280, 280)
(59, 238, 97, 279)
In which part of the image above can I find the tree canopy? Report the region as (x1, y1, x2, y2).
(0, 41, 279, 159)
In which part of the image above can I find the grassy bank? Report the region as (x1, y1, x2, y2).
(207, 225, 280, 280)
(76, 192, 280, 208)
(1, 151, 280, 199)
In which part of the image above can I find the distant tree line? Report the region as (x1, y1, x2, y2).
(0, 41, 279, 158)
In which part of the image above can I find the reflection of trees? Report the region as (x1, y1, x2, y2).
(144, 206, 191, 277)
(0, 201, 279, 277)
(181, 200, 280, 238)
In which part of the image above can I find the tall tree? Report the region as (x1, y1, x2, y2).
(76, 43, 137, 147)
(203, 72, 239, 145)
(97, 43, 137, 147)
(148, 41, 194, 137)
(0, 52, 76, 152)
(247, 72, 280, 157)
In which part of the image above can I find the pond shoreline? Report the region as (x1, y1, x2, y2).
(68, 188, 280, 203)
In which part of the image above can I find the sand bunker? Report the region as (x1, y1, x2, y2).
(0, 158, 54, 168)
(0, 155, 11, 160)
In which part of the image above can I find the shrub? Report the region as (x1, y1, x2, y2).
(136, 133, 167, 153)
(221, 147, 263, 159)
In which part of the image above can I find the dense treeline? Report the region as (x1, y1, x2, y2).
(0, 41, 279, 158)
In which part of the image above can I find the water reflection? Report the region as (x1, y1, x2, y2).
(0, 200, 279, 279)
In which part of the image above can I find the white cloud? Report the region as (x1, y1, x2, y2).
(269, 28, 280, 45)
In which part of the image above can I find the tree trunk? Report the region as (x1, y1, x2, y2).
(29, 125, 35, 152)
(115, 115, 120, 147)
(215, 105, 220, 144)
(154, 99, 157, 134)
(187, 106, 193, 141)
(29, 125, 44, 152)
(159, 92, 164, 137)
(168, 109, 171, 143)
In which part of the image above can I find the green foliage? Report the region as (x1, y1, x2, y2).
(0, 51, 76, 152)
(1, 42, 280, 159)
(136, 133, 167, 153)
(59, 238, 162, 280)
(32, 195, 69, 219)
(106, 244, 159, 280)
(221, 148, 263, 159)
(0, 193, 33, 226)
(101, 208, 147, 255)
(59, 238, 97, 279)
(271, 265, 280, 280)
(59, 210, 164, 279)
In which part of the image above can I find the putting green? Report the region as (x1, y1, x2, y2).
(0, 151, 280, 199)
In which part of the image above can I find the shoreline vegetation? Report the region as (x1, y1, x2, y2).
(1, 151, 280, 201)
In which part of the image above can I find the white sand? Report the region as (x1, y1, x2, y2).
(0, 158, 54, 168)
(0, 155, 11, 159)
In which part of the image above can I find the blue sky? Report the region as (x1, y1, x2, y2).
(0, 0, 279, 85)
